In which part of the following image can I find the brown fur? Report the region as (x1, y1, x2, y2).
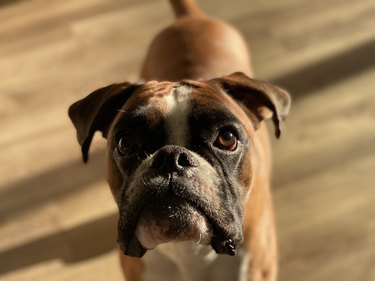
(141, 13, 251, 81)
(120, 254, 145, 281)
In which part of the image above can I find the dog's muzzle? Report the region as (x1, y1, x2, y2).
(117, 145, 242, 257)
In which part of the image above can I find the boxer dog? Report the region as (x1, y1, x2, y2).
(68, 0, 290, 280)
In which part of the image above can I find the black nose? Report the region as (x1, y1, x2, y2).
(151, 145, 199, 173)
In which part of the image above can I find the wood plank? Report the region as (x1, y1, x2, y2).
(275, 154, 375, 281)
(0, 0, 374, 280)
(272, 69, 375, 186)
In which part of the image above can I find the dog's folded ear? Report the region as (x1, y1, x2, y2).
(209, 72, 291, 138)
(68, 83, 139, 163)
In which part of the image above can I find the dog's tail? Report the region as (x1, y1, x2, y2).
(169, 0, 204, 18)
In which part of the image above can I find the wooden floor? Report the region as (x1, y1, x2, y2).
(1, 0, 374, 280)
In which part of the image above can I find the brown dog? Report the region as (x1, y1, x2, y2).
(69, 0, 290, 280)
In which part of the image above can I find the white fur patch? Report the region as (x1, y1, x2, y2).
(165, 86, 192, 146)
(143, 242, 247, 281)
(239, 252, 250, 281)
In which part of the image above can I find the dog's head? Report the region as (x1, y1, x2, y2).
(68, 72, 290, 257)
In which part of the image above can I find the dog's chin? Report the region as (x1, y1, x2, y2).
(135, 199, 213, 250)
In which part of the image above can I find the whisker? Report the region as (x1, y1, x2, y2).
(196, 233, 202, 245)
(141, 178, 148, 186)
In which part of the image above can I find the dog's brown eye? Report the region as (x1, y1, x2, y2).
(118, 136, 138, 156)
(215, 130, 238, 151)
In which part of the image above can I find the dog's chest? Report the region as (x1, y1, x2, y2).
(142, 242, 248, 281)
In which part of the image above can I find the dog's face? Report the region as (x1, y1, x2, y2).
(68, 72, 290, 257)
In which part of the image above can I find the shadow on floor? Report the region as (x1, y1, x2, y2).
(0, 149, 107, 223)
(0, 212, 118, 274)
(272, 39, 375, 98)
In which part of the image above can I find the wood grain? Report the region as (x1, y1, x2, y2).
(0, 0, 374, 280)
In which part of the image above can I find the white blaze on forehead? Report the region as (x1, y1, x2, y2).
(165, 85, 192, 146)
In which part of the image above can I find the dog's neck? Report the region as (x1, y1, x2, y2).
(142, 242, 249, 281)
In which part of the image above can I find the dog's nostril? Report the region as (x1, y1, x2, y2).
(177, 152, 198, 168)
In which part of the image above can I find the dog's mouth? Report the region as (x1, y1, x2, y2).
(118, 192, 242, 257)
(117, 172, 243, 257)
(135, 197, 213, 250)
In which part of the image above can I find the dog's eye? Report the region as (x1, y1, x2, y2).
(214, 130, 238, 151)
(117, 136, 139, 156)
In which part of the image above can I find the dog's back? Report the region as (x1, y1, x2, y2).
(141, 0, 252, 81)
